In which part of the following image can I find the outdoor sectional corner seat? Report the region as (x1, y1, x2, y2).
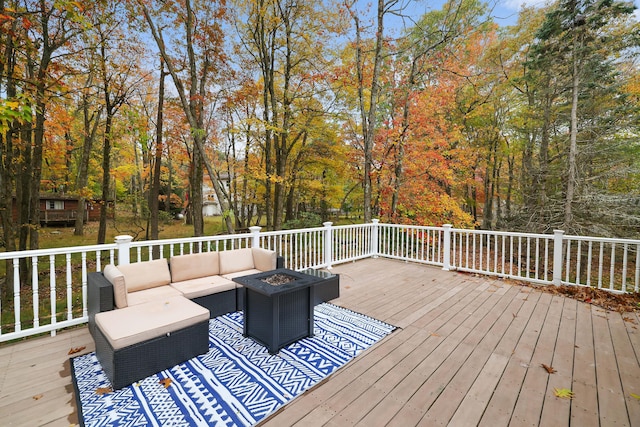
(87, 247, 282, 389)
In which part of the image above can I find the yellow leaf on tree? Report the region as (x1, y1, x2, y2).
(553, 388, 574, 399)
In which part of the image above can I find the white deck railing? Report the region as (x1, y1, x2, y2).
(1, 221, 638, 342)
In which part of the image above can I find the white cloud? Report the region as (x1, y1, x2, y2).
(501, 0, 550, 11)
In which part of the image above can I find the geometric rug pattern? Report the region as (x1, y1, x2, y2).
(71, 303, 396, 426)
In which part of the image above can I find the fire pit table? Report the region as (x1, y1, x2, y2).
(233, 268, 319, 354)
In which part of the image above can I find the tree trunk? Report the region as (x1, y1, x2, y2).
(190, 138, 204, 237)
(351, 0, 384, 223)
(564, 32, 580, 231)
(97, 113, 113, 244)
(75, 96, 100, 235)
(149, 61, 165, 249)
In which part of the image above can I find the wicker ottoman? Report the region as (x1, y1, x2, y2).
(94, 296, 209, 389)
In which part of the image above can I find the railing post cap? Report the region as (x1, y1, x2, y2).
(372, 219, 379, 224)
(114, 235, 133, 243)
(249, 226, 261, 232)
(443, 224, 452, 228)
(323, 221, 333, 227)
(553, 229, 565, 235)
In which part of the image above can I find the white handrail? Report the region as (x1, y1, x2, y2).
(1, 222, 639, 342)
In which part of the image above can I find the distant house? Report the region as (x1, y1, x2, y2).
(202, 173, 231, 217)
(11, 193, 114, 225)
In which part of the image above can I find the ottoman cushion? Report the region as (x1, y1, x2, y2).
(95, 296, 209, 350)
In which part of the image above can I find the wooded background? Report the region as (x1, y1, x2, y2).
(1, 0, 639, 254)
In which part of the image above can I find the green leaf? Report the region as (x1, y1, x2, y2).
(554, 388, 574, 399)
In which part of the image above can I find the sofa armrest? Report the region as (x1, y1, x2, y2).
(88, 272, 115, 337)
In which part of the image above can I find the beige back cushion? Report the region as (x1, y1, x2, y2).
(219, 248, 255, 275)
(117, 258, 171, 292)
(252, 247, 277, 271)
(103, 264, 128, 308)
(170, 252, 220, 282)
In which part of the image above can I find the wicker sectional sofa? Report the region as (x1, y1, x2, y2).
(87, 247, 282, 389)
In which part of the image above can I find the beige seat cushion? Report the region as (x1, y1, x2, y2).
(103, 264, 128, 308)
(170, 252, 220, 283)
(95, 296, 209, 350)
(117, 259, 171, 292)
(170, 276, 236, 299)
(221, 269, 263, 280)
(219, 248, 255, 275)
(127, 285, 183, 306)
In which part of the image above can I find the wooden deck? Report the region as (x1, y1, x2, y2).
(1, 258, 639, 426)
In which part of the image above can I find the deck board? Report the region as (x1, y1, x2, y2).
(592, 306, 632, 427)
(1, 257, 639, 426)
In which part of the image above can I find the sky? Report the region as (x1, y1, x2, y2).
(370, 0, 640, 32)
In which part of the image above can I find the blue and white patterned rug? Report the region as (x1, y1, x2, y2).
(71, 303, 396, 426)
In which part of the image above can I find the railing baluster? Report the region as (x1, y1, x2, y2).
(479, 234, 484, 272)
(501, 235, 506, 276)
(526, 237, 531, 278)
(622, 243, 628, 293)
(534, 238, 539, 280)
(66, 254, 72, 321)
(488, 234, 492, 272)
(13, 259, 21, 332)
(587, 242, 593, 287)
(494, 234, 499, 274)
(32, 256, 39, 329)
(82, 252, 88, 318)
(518, 236, 522, 277)
(565, 240, 571, 283)
(576, 241, 582, 285)
(472, 234, 477, 270)
(609, 243, 616, 291)
(509, 236, 514, 277)
(598, 242, 604, 289)
(96, 250, 102, 271)
(50, 255, 56, 335)
(544, 238, 549, 282)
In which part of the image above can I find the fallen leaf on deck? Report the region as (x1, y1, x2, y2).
(33, 394, 43, 400)
(68, 346, 86, 355)
(553, 388, 574, 399)
(631, 393, 640, 400)
(512, 313, 517, 318)
(430, 332, 441, 337)
(95, 387, 113, 395)
(159, 378, 172, 389)
(541, 363, 557, 374)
